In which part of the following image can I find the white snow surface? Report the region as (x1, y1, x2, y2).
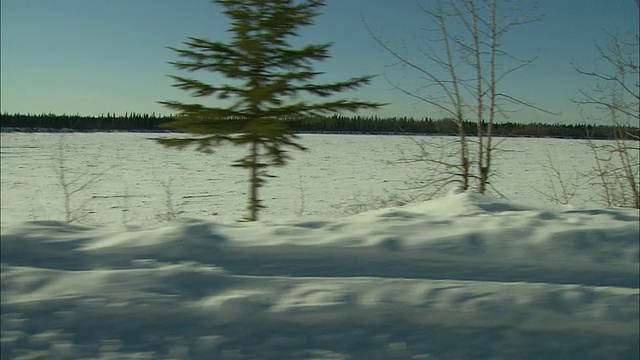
(1, 133, 639, 359)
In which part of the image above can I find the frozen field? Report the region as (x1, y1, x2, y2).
(0, 133, 609, 226)
(1, 133, 639, 359)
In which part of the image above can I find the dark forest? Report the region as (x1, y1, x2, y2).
(1, 112, 638, 140)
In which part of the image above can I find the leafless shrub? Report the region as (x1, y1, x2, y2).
(532, 152, 586, 206)
(394, 136, 470, 199)
(337, 191, 413, 216)
(155, 177, 182, 222)
(585, 136, 639, 208)
(395, 135, 512, 200)
(575, 28, 639, 208)
(295, 174, 306, 217)
(120, 184, 131, 229)
(52, 135, 113, 223)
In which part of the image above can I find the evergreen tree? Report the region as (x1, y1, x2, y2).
(153, 0, 383, 221)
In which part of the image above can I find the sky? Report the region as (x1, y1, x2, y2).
(1, 0, 638, 124)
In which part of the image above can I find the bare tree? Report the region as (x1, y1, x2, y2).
(575, 27, 639, 208)
(367, 0, 553, 196)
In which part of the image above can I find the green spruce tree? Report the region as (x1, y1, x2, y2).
(154, 0, 383, 221)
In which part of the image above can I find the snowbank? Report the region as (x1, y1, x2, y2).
(1, 192, 638, 359)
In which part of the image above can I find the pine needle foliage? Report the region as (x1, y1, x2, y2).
(153, 0, 383, 221)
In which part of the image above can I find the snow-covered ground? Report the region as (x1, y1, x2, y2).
(0, 133, 609, 226)
(1, 133, 639, 359)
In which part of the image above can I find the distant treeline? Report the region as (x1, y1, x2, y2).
(1, 112, 638, 140)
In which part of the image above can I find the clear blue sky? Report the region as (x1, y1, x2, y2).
(1, 0, 638, 124)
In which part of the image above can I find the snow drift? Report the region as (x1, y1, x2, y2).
(1, 192, 639, 359)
